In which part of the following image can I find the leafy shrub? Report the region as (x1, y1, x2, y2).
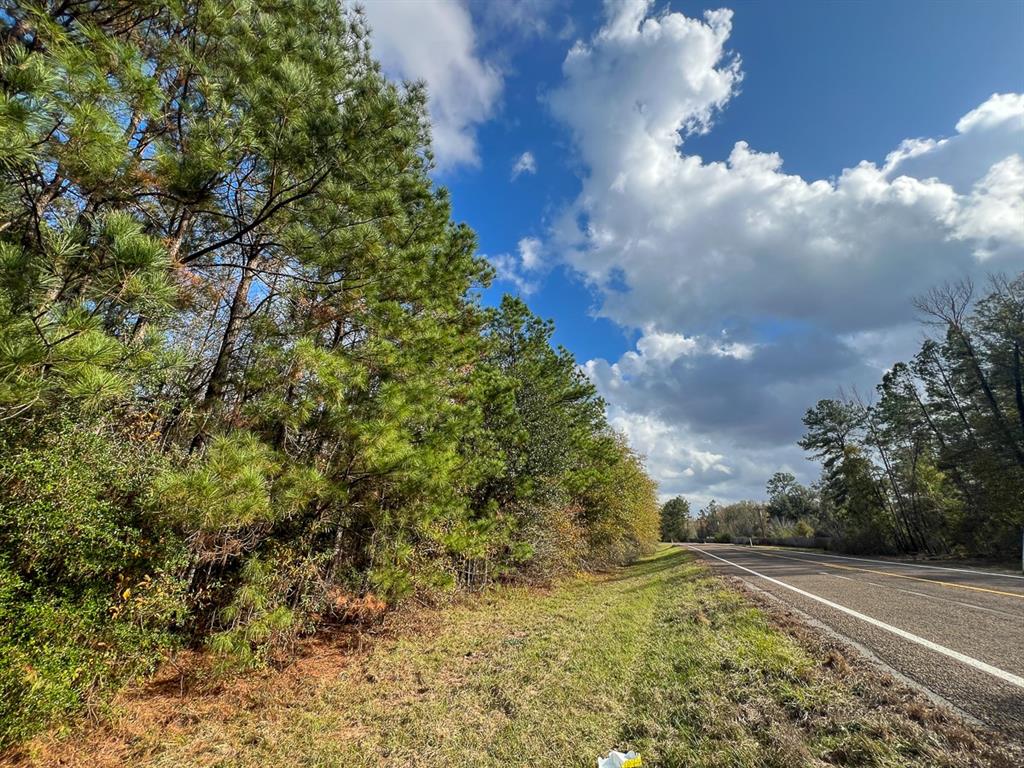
(0, 420, 187, 747)
(793, 519, 815, 538)
(516, 503, 588, 581)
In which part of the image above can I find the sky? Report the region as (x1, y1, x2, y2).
(359, 0, 1024, 506)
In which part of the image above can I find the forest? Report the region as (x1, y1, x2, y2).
(0, 0, 659, 746)
(663, 276, 1024, 560)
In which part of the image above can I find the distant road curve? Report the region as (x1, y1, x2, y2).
(684, 543, 1024, 738)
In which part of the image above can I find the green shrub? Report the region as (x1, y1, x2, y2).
(793, 519, 815, 538)
(0, 420, 187, 747)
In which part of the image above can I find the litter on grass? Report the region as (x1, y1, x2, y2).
(597, 749, 642, 768)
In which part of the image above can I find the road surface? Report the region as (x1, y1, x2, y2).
(685, 543, 1024, 738)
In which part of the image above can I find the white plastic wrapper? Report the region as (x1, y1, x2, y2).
(596, 749, 642, 768)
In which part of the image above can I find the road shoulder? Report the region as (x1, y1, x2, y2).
(714, 570, 1024, 767)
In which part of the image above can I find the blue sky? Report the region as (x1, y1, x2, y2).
(362, 0, 1024, 504)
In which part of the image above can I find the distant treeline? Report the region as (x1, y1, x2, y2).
(0, 1, 658, 745)
(663, 275, 1024, 559)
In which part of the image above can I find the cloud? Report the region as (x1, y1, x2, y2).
(585, 326, 864, 450)
(517, 236, 543, 270)
(606, 406, 815, 507)
(884, 93, 1024, 194)
(951, 155, 1024, 259)
(486, 236, 546, 294)
(476, 0, 568, 40)
(360, 0, 501, 170)
(545, 1, 1024, 501)
(511, 151, 537, 179)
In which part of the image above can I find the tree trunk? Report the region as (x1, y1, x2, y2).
(204, 263, 253, 406)
(865, 416, 925, 552)
(955, 329, 1024, 469)
(191, 260, 254, 449)
(907, 377, 978, 515)
(926, 346, 982, 451)
(1013, 340, 1024, 438)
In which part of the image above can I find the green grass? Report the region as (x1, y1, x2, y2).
(18, 547, 1002, 767)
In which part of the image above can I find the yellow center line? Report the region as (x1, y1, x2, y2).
(740, 548, 1024, 600)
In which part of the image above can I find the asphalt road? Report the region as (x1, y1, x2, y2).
(684, 543, 1024, 738)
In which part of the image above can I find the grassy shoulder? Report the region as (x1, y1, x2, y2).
(11, 547, 1013, 768)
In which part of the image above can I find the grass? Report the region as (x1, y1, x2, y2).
(10, 547, 1013, 767)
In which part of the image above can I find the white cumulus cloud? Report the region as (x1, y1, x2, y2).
(486, 236, 546, 294)
(360, 0, 501, 170)
(545, 0, 1024, 502)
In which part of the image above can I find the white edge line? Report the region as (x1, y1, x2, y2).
(758, 547, 1024, 581)
(687, 545, 1024, 689)
(736, 579, 986, 729)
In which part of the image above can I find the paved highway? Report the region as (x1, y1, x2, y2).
(685, 543, 1024, 738)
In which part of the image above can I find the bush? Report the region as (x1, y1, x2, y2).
(0, 420, 187, 747)
(793, 519, 815, 538)
(517, 503, 588, 581)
